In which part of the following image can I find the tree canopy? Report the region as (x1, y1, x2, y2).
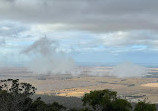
(82, 89, 132, 111)
(134, 101, 156, 111)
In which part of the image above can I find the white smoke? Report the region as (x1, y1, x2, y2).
(23, 37, 75, 74)
(110, 62, 148, 78)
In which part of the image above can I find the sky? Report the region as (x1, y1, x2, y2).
(0, 0, 158, 66)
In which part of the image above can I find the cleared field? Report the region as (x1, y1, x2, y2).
(0, 67, 158, 103)
(141, 83, 158, 87)
(18, 76, 158, 103)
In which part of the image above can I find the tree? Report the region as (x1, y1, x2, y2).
(0, 79, 36, 96)
(47, 102, 66, 111)
(134, 101, 156, 111)
(82, 89, 132, 111)
(111, 98, 132, 111)
(0, 79, 68, 111)
(68, 107, 92, 111)
(68, 108, 79, 111)
(0, 79, 36, 111)
(29, 97, 47, 111)
(30, 97, 66, 111)
(79, 107, 92, 111)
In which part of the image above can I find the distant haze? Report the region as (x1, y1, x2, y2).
(110, 62, 148, 78)
(23, 37, 75, 74)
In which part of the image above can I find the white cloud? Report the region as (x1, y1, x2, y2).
(99, 30, 158, 48)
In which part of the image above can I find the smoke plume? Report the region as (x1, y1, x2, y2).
(23, 37, 75, 74)
(110, 62, 148, 78)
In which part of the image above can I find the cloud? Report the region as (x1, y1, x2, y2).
(0, 39, 6, 45)
(0, 21, 158, 55)
(0, 21, 29, 38)
(0, 0, 158, 32)
(99, 30, 158, 48)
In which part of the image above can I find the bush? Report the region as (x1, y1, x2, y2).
(134, 101, 156, 111)
(82, 89, 132, 111)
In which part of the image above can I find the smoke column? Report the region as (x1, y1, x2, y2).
(110, 62, 148, 78)
(23, 37, 75, 74)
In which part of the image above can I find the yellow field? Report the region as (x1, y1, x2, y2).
(18, 76, 158, 103)
(1, 67, 158, 103)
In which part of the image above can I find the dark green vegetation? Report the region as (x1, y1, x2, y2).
(0, 79, 156, 111)
(134, 101, 156, 111)
(82, 89, 131, 111)
(0, 79, 66, 111)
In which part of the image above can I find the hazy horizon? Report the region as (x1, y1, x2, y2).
(0, 0, 158, 71)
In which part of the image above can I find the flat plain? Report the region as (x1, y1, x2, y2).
(0, 67, 158, 103)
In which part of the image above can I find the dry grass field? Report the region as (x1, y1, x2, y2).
(0, 67, 158, 103)
(25, 77, 158, 103)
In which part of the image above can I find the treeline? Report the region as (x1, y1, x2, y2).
(32, 95, 83, 109)
(0, 79, 156, 111)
